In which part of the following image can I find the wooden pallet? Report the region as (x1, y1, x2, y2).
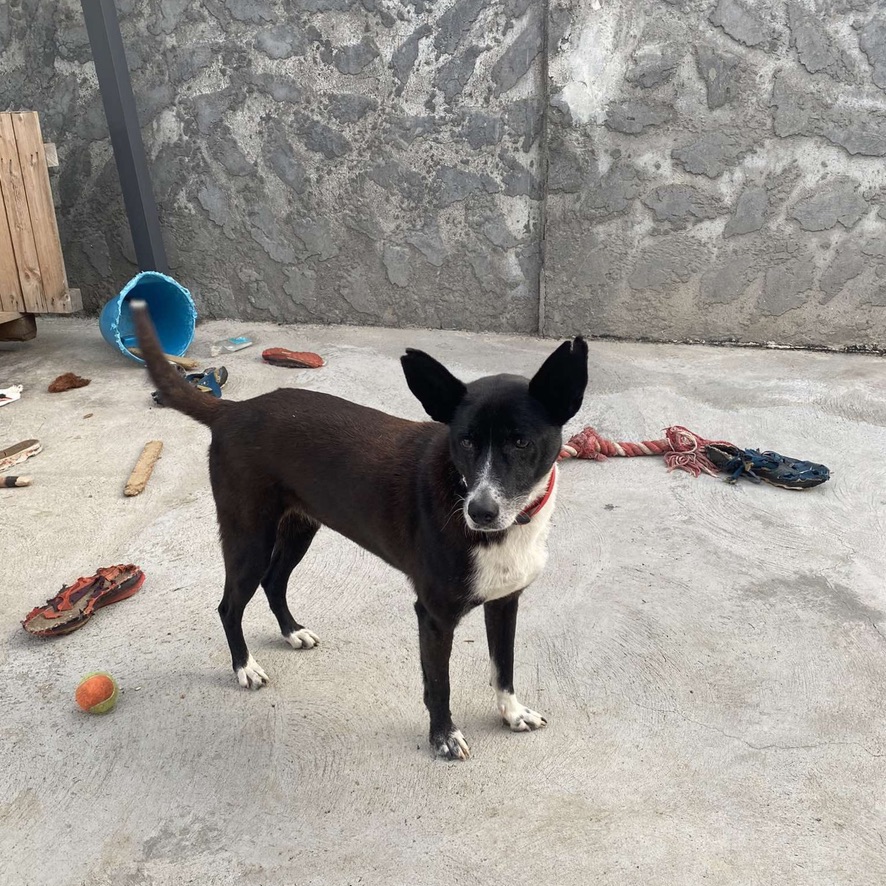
(0, 111, 80, 316)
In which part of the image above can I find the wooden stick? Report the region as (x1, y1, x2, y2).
(128, 348, 199, 370)
(124, 441, 163, 497)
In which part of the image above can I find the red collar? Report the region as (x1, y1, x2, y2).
(515, 465, 557, 525)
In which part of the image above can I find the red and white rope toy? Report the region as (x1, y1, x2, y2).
(558, 425, 735, 479)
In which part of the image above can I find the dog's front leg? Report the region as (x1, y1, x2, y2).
(484, 593, 547, 732)
(414, 600, 469, 761)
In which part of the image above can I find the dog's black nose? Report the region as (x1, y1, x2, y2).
(468, 496, 500, 526)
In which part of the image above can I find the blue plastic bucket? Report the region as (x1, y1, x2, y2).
(99, 272, 196, 364)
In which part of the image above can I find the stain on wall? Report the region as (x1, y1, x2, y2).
(3, 0, 886, 348)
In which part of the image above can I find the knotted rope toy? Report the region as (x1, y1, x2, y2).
(558, 426, 830, 489)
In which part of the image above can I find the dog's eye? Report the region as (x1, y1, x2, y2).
(460, 437, 474, 450)
(514, 438, 529, 449)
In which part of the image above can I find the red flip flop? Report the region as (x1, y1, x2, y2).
(262, 347, 325, 368)
(22, 565, 145, 638)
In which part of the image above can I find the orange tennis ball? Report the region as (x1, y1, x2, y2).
(75, 672, 118, 714)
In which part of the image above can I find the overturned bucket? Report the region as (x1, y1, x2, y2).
(99, 271, 196, 364)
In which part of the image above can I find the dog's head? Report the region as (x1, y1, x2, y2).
(401, 338, 588, 532)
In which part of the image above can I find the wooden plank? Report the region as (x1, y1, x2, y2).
(0, 310, 22, 323)
(0, 168, 24, 313)
(43, 143, 58, 168)
(128, 348, 199, 370)
(0, 114, 45, 311)
(124, 441, 163, 497)
(0, 311, 36, 342)
(12, 112, 67, 311)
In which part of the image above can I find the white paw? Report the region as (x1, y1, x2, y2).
(285, 628, 320, 649)
(498, 692, 547, 732)
(434, 729, 471, 761)
(236, 655, 269, 689)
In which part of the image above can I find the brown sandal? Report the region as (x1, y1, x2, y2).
(0, 439, 41, 473)
(22, 565, 145, 638)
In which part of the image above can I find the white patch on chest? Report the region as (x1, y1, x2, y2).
(470, 478, 557, 603)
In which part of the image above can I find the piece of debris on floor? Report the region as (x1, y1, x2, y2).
(211, 335, 253, 356)
(124, 441, 163, 497)
(0, 439, 42, 473)
(0, 384, 23, 406)
(262, 347, 325, 368)
(2, 475, 31, 488)
(48, 372, 90, 393)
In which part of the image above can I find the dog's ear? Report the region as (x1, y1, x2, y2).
(401, 349, 467, 423)
(528, 336, 588, 426)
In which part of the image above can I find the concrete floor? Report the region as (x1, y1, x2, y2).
(1, 317, 885, 886)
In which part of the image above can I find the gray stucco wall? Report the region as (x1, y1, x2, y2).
(2, 0, 545, 332)
(3, 1, 886, 348)
(545, 0, 886, 349)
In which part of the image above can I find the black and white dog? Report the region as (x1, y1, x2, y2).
(134, 301, 588, 760)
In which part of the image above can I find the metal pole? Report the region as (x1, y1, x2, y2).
(81, 0, 168, 273)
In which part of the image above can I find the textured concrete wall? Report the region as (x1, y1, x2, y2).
(1, 0, 544, 331)
(3, 1, 886, 348)
(545, 0, 886, 348)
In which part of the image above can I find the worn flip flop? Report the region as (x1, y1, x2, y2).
(185, 366, 228, 397)
(22, 564, 145, 638)
(705, 444, 830, 489)
(0, 439, 41, 473)
(152, 367, 228, 405)
(262, 348, 325, 369)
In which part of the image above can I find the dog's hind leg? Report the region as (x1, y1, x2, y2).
(262, 511, 321, 649)
(217, 505, 280, 690)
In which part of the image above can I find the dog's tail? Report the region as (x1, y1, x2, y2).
(131, 299, 227, 427)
